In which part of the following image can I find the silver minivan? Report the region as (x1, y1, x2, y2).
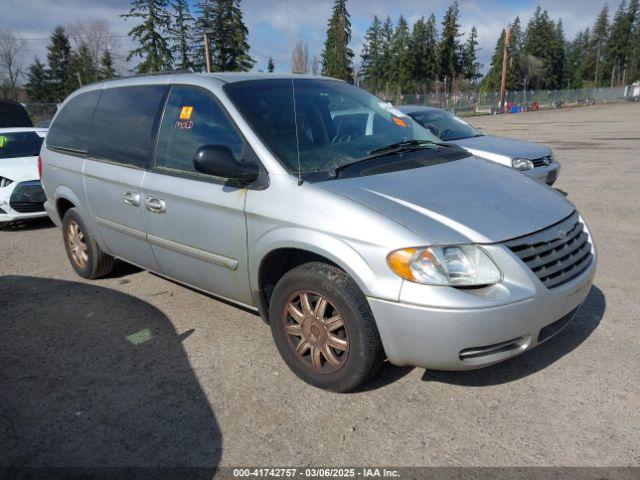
(41, 73, 596, 392)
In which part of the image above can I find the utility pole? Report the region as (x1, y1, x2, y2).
(204, 29, 212, 73)
(196, 15, 214, 73)
(499, 26, 511, 111)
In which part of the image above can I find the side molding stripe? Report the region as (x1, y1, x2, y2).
(147, 234, 239, 271)
(95, 216, 238, 271)
(95, 216, 146, 241)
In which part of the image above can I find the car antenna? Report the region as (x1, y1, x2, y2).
(285, 0, 303, 186)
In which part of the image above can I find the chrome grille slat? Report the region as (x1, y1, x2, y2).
(504, 212, 593, 289)
(526, 232, 588, 270)
(534, 242, 591, 278)
(515, 224, 584, 262)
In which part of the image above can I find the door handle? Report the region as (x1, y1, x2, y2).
(122, 191, 141, 207)
(144, 196, 166, 213)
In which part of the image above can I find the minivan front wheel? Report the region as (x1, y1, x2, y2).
(269, 262, 383, 392)
(62, 208, 114, 279)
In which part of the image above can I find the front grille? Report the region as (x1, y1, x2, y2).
(531, 156, 551, 167)
(504, 212, 593, 289)
(9, 180, 46, 213)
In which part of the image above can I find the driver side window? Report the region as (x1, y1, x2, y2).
(155, 86, 244, 175)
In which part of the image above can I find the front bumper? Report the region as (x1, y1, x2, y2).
(525, 161, 561, 185)
(0, 180, 48, 223)
(368, 249, 596, 371)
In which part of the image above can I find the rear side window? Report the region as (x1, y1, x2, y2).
(47, 91, 100, 153)
(89, 85, 167, 168)
(155, 86, 243, 175)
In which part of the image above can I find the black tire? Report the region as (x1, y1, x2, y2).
(62, 208, 114, 279)
(269, 262, 383, 392)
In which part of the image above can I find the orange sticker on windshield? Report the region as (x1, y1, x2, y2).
(179, 106, 194, 119)
(392, 116, 408, 127)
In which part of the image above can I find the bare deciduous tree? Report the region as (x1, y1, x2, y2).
(311, 54, 319, 76)
(0, 29, 27, 101)
(66, 18, 123, 68)
(292, 41, 309, 74)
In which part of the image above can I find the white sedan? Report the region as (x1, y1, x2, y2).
(0, 127, 48, 226)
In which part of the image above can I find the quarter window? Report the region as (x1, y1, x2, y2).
(47, 90, 101, 153)
(155, 86, 244, 175)
(89, 85, 167, 168)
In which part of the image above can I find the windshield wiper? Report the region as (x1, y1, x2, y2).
(327, 140, 444, 179)
(368, 139, 440, 155)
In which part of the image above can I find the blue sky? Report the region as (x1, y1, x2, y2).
(1, 0, 611, 75)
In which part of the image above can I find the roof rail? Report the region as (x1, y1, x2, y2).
(101, 69, 196, 83)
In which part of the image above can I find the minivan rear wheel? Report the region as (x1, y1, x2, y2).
(269, 262, 383, 392)
(62, 208, 114, 279)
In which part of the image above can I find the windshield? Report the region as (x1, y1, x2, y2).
(224, 79, 440, 176)
(407, 110, 482, 141)
(0, 131, 44, 159)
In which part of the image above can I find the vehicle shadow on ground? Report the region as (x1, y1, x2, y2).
(422, 285, 605, 387)
(0, 217, 55, 231)
(0, 275, 221, 473)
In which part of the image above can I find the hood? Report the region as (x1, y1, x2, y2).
(319, 157, 574, 244)
(450, 134, 551, 160)
(0, 155, 39, 183)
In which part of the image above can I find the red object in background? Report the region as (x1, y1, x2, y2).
(38, 155, 43, 179)
(533, 101, 539, 111)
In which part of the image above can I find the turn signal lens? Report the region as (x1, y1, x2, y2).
(38, 155, 43, 179)
(387, 245, 502, 287)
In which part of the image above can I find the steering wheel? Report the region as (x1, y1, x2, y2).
(440, 128, 453, 140)
(332, 127, 362, 144)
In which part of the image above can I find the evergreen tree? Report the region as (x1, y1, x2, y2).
(70, 43, 99, 87)
(25, 58, 51, 103)
(523, 7, 558, 89)
(321, 0, 354, 82)
(551, 19, 567, 88)
(585, 5, 610, 85)
(361, 15, 384, 91)
(630, 2, 640, 80)
(438, 1, 463, 83)
(206, 0, 254, 72)
(566, 29, 590, 88)
(46, 26, 73, 101)
(461, 26, 481, 84)
(100, 50, 117, 79)
(267, 56, 274, 72)
(121, 0, 173, 73)
(411, 15, 438, 92)
(389, 15, 413, 94)
(604, 1, 636, 86)
(171, 0, 196, 70)
(379, 16, 394, 93)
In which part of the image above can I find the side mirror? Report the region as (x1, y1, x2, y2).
(193, 145, 259, 183)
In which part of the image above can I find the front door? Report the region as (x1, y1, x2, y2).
(141, 85, 253, 305)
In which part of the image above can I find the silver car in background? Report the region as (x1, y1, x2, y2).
(41, 73, 595, 392)
(399, 105, 561, 185)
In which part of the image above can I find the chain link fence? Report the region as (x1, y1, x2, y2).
(383, 87, 629, 116)
(23, 103, 59, 126)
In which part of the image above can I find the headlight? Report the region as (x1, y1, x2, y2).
(387, 245, 502, 286)
(512, 158, 533, 171)
(0, 177, 13, 188)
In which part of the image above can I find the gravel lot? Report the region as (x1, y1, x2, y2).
(1, 102, 639, 468)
